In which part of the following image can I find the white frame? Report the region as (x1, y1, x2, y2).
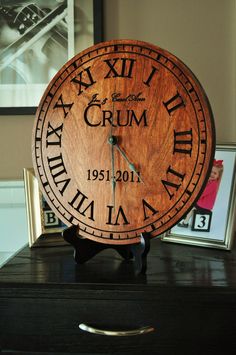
(162, 144, 236, 250)
(23, 168, 67, 247)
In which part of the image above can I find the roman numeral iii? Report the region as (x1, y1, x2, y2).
(173, 129, 193, 156)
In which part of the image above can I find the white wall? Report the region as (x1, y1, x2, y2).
(103, 0, 236, 143)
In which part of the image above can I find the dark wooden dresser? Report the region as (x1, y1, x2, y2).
(0, 238, 236, 355)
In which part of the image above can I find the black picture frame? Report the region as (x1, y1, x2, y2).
(0, 0, 103, 115)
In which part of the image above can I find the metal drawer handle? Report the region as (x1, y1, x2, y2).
(79, 323, 154, 336)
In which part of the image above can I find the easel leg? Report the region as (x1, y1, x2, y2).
(62, 226, 151, 274)
(130, 233, 150, 274)
(62, 226, 133, 264)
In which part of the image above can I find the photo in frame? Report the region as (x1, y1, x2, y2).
(162, 144, 236, 250)
(0, 0, 103, 115)
(23, 168, 67, 247)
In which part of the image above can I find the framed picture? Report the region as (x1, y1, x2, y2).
(0, 0, 103, 115)
(23, 168, 67, 247)
(162, 143, 236, 250)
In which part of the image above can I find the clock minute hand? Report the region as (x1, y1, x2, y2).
(108, 136, 116, 207)
(111, 143, 116, 207)
(114, 143, 144, 183)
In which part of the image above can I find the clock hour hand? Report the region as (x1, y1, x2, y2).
(114, 142, 144, 183)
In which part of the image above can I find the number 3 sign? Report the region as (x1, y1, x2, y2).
(192, 210, 212, 232)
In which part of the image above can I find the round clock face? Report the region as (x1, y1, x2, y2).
(32, 39, 215, 245)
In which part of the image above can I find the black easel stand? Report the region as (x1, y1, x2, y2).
(62, 226, 151, 275)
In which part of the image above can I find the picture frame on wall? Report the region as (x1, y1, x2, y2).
(23, 168, 67, 247)
(0, 0, 103, 115)
(162, 143, 236, 250)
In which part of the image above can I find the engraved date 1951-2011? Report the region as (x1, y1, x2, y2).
(87, 169, 141, 183)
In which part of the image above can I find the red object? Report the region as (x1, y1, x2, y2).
(196, 180, 219, 211)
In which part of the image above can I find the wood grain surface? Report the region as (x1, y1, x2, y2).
(32, 40, 215, 244)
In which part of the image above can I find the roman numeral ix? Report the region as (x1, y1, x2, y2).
(46, 122, 63, 147)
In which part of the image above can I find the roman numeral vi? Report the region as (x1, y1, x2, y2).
(106, 205, 130, 225)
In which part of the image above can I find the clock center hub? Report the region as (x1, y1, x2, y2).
(108, 135, 118, 145)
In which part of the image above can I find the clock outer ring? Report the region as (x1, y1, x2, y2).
(32, 39, 216, 245)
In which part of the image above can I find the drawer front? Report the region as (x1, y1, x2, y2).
(1, 292, 236, 354)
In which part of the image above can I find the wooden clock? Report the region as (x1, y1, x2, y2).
(32, 39, 215, 250)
